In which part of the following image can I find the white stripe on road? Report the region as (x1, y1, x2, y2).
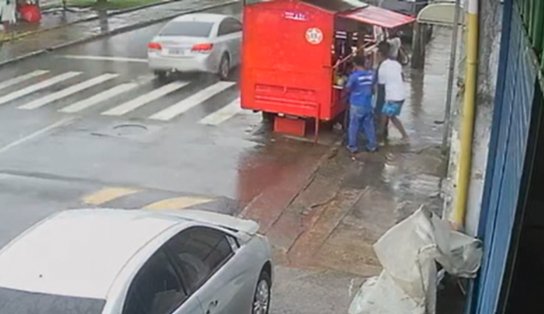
(0, 118, 74, 154)
(0, 70, 49, 91)
(19, 73, 119, 110)
(0, 72, 82, 106)
(59, 55, 148, 63)
(102, 81, 189, 116)
(60, 82, 138, 113)
(199, 97, 243, 126)
(150, 81, 235, 121)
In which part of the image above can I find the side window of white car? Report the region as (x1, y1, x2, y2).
(123, 249, 187, 314)
(218, 18, 242, 36)
(166, 227, 235, 294)
(231, 19, 242, 33)
(217, 20, 230, 37)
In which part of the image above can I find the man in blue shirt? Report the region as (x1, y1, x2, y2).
(345, 55, 377, 154)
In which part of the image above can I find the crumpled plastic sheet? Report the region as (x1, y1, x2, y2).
(349, 206, 483, 314)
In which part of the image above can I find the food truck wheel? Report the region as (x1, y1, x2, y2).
(261, 112, 275, 123)
(218, 54, 230, 80)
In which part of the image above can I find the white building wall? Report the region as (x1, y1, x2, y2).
(443, 0, 503, 236)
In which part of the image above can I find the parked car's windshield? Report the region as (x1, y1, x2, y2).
(0, 287, 105, 314)
(160, 21, 214, 37)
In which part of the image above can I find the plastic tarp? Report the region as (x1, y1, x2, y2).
(349, 207, 483, 314)
(341, 5, 416, 29)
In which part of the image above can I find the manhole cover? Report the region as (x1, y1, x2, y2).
(113, 124, 148, 136)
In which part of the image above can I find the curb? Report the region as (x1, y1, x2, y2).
(0, 0, 238, 68)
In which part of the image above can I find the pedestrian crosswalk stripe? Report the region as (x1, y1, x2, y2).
(0, 70, 49, 91)
(150, 81, 235, 121)
(83, 187, 140, 206)
(19, 73, 119, 110)
(60, 82, 139, 113)
(101, 81, 189, 116)
(199, 97, 243, 126)
(4, 70, 250, 127)
(144, 196, 212, 210)
(0, 72, 82, 106)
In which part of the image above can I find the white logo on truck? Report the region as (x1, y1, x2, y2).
(305, 27, 323, 45)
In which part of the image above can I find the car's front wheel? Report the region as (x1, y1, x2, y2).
(252, 270, 271, 314)
(218, 54, 230, 80)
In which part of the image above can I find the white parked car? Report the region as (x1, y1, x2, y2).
(147, 13, 242, 80)
(0, 209, 272, 314)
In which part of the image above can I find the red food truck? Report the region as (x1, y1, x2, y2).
(240, 0, 415, 139)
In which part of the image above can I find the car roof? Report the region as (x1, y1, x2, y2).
(171, 13, 230, 23)
(0, 209, 193, 300)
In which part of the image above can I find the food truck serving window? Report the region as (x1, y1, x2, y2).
(340, 5, 416, 29)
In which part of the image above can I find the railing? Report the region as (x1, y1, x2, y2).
(516, 0, 544, 72)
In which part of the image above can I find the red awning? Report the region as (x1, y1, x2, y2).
(340, 5, 416, 29)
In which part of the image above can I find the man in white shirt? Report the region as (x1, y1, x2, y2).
(377, 43, 409, 141)
(0, 0, 16, 33)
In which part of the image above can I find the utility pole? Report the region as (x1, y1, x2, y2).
(411, 22, 426, 69)
(441, 0, 462, 154)
(411, 0, 430, 69)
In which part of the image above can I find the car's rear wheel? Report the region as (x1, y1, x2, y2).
(154, 70, 167, 82)
(252, 270, 271, 314)
(218, 54, 230, 80)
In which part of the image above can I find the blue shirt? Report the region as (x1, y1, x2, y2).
(346, 69, 374, 108)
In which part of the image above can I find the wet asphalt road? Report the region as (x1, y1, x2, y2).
(0, 1, 457, 310)
(0, 4, 329, 247)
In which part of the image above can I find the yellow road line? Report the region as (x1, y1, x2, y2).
(144, 196, 212, 210)
(83, 187, 140, 206)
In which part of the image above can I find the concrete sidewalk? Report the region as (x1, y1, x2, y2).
(1, 0, 172, 43)
(0, 0, 237, 65)
(244, 27, 458, 313)
(1, 9, 94, 42)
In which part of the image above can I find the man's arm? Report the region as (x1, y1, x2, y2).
(343, 74, 356, 99)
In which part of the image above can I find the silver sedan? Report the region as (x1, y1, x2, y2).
(148, 13, 242, 80)
(0, 209, 272, 314)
